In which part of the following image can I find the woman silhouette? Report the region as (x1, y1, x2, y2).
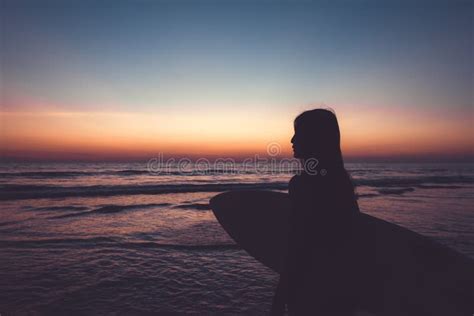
(271, 109, 360, 315)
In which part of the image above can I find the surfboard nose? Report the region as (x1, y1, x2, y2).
(209, 191, 227, 209)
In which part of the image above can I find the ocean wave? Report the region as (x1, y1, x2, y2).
(1, 174, 472, 200)
(0, 168, 281, 178)
(355, 175, 473, 187)
(0, 221, 18, 227)
(50, 203, 172, 219)
(0, 170, 151, 178)
(416, 184, 465, 189)
(0, 237, 239, 250)
(356, 193, 379, 198)
(33, 206, 90, 212)
(376, 187, 415, 195)
(0, 171, 96, 178)
(0, 182, 288, 200)
(173, 203, 210, 211)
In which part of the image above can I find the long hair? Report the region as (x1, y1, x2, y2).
(294, 108, 358, 209)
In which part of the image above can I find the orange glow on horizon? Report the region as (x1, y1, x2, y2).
(1, 106, 473, 161)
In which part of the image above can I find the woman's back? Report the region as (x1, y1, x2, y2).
(286, 171, 359, 315)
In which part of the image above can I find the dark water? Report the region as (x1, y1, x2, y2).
(0, 162, 473, 314)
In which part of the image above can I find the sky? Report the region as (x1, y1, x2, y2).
(1, 0, 473, 161)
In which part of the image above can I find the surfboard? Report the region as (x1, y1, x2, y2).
(210, 190, 474, 316)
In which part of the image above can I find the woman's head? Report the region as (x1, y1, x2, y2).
(291, 109, 343, 165)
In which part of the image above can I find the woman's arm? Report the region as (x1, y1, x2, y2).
(270, 176, 302, 315)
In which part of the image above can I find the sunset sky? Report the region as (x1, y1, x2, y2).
(1, 0, 473, 161)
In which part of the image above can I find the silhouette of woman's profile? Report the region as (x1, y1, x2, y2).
(271, 109, 360, 315)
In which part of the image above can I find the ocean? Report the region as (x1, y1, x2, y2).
(0, 162, 473, 314)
